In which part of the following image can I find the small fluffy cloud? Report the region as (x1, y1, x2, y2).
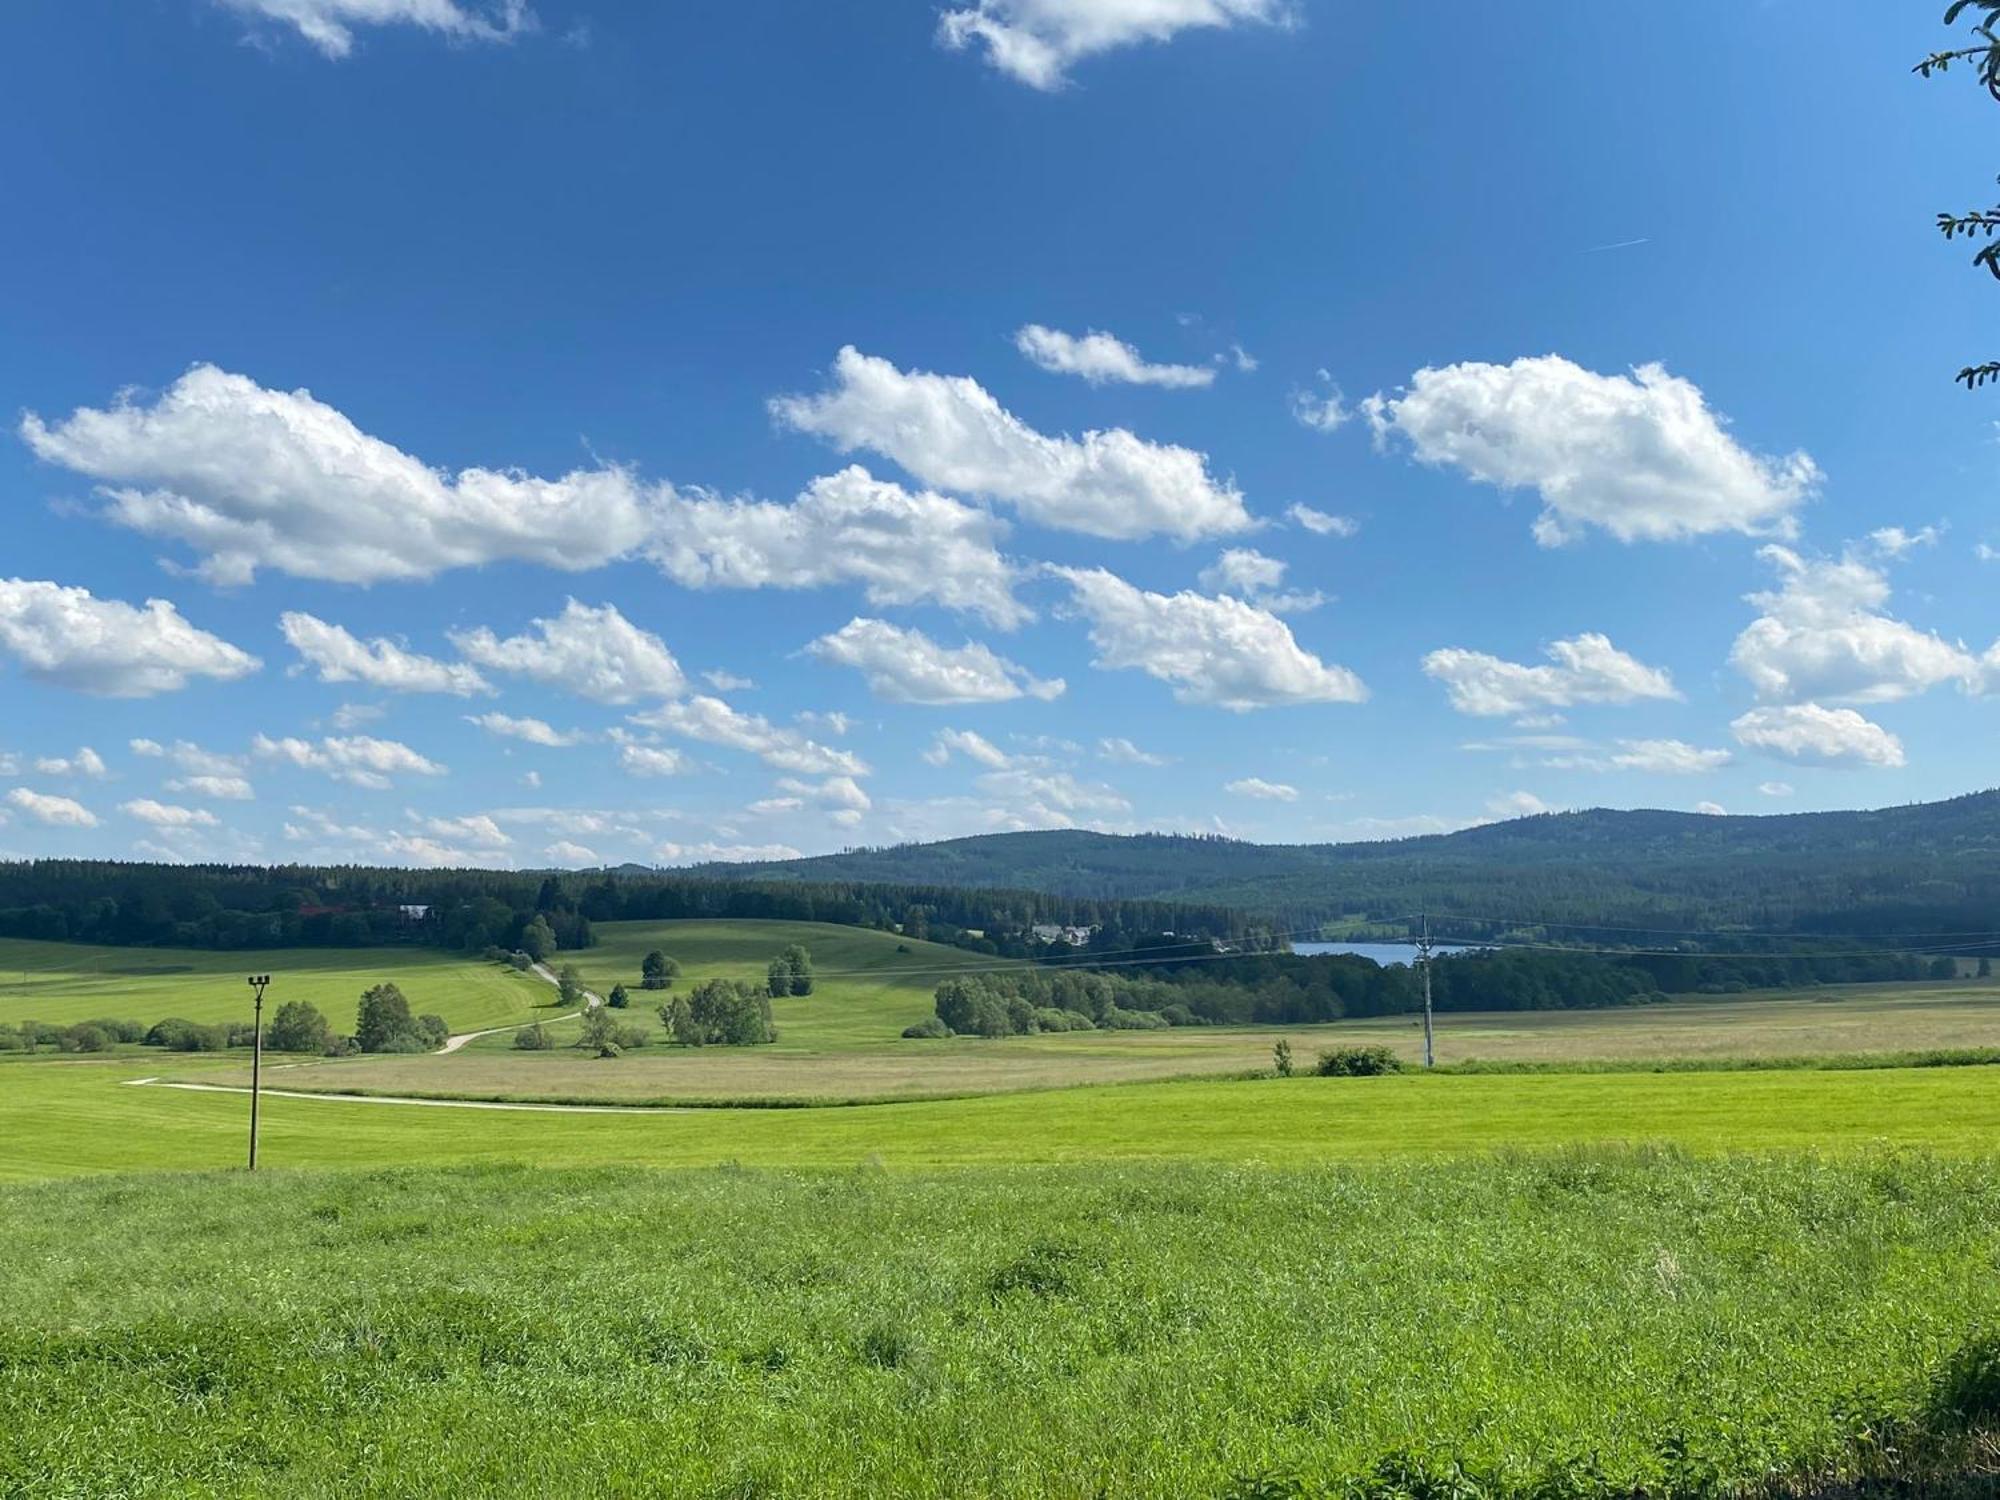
(1197, 548, 1324, 613)
(1486, 791, 1552, 818)
(1225, 777, 1297, 801)
(776, 774, 873, 827)
(1758, 781, 1795, 798)
(1290, 371, 1350, 432)
(1422, 633, 1677, 717)
(1014, 325, 1214, 388)
(1609, 739, 1733, 775)
(773, 347, 1252, 542)
(652, 467, 1029, 629)
(1097, 736, 1169, 766)
(1868, 525, 1941, 558)
(6, 788, 97, 827)
(254, 733, 445, 788)
(807, 618, 1064, 705)
(452, 600, 684, 705)
(1730, 545, 1982, 705)
(618, 743, 691, 779)
(975, 767, 1130, 828)
(938, 0, 1289, 89)
(23, 366, 651, 585)
(34, 748, 107, 779)
(1288, 504, 1357, 538)
(464, 712, 584, 748)
(545, 840, 599, 866)
(635, 697, 868, 778)
(1365, 356, 1818, 546)
(215, 0, 533, 59)
(121, 798, 219, 829)
(1695, 801, 1727, 816)
(0, 579, 258, 697)
(922, 728, 1014, 769)
(1054, 566, 1365, 710)
(1730, 703, 1906, 768)
(281, 612, 490, 696)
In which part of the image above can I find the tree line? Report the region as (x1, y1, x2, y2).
(909, 945, 1952, 1037)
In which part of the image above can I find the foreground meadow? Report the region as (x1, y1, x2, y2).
(10, 1054, 2000, 1182)
(3, 1156, 1996, 1498)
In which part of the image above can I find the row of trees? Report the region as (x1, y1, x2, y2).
(912, 944, 1958, 1037)
(0, 983, 449, 1057)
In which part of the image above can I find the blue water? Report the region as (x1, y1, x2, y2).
(1291, 941, 1476, 965)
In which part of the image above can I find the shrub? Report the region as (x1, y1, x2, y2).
(1273, 1039, 1294, 1077)
(143, 1018, 227, 1052)
(0, 1025, 27, 1053)
(667, 978, 775, 1047)
(85, 1018, 146, 1044)
(513, 1022, 554, 1051)
(508, 950, 533, 972)
(781, 944, 814, 997)
(557, 965, 584, 1009)
(480, 945, 509, 963)
(607, 984, 629, 1010)
(58, 1023, 112, 1053)
(415, 1014, 449, 1049)
(266, 1001, 335, 1055)
(1101, 1008, 1169, 1031)
(902, 1016, 952, 1039)
(1316, 1045, 1403, 1077)
(225, 1023, 259, 1048)
(640, 951, 679, 990)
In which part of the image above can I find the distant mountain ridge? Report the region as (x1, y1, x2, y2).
(682, 792, 2000, 937)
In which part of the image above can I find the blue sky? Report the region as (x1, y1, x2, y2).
(0, 0, 1996, 869)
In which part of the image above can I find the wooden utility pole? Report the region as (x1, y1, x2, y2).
(246, 974, 270, 1169)
(1417, 914, 1435, 1069)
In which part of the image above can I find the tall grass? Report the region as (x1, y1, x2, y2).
(2, 1153, 1997, 1497)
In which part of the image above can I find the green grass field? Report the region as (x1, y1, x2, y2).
(0, 937, 549, 1034)
(3, 1156, 1997, 1497)
(9, 922, 2000, 1494)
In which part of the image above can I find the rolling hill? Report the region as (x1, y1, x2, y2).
(683, 791, 2000, 937)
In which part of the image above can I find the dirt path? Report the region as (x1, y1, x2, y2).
(436, 962, 598, 1053)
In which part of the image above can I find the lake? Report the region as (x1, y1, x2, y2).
(1291, 941, 1478, 965)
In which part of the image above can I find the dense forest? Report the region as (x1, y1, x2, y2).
(684, 791, 2000, 942)
(0, 860, 1257, 958)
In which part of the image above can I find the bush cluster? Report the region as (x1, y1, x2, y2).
(1315, 1046, 1403, 1077)
(659, 977, 775, 1047)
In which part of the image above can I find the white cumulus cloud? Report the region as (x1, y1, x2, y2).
(773, 347, 1252, 543)
(1288, 503, 1357, 537)
(1054, 566, 1365, 710)
(1225, 777, 1297, 801)
(1422, 633, 1678, 718)
(938, 0, 1289, 89)
(1364, 356, 1818, 546)
(651, 466, 1029, 629)
(1197, 547, 1324, 613)
(922, 728, 1015, 769)
(34, 748, 107, 779)
(281, 611, 491, 696)
(1730, 545, 1984, 705)
(1730, 703, 1905, 768)
(1609, 739, 1733, 775)
(6, 788, 98, 827)
(634, 697, 868, 778)
(1014, 325, 1214, 388)
(1097, 736, 1169, 766)
(121, 798, 219, 829)
(22, 366, 653, 586)
(618, 743, 691, 779)
(0, 579, 259, 697)
(451, 600, 684, 705)
(253, 733, 445, 788)
(807, 618, 1064, 705)
(464, 712, 584, 748)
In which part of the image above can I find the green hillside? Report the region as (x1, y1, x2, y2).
(681, 790, 2000, 936)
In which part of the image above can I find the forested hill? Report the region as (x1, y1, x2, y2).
(686, 791, 2000, 938)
